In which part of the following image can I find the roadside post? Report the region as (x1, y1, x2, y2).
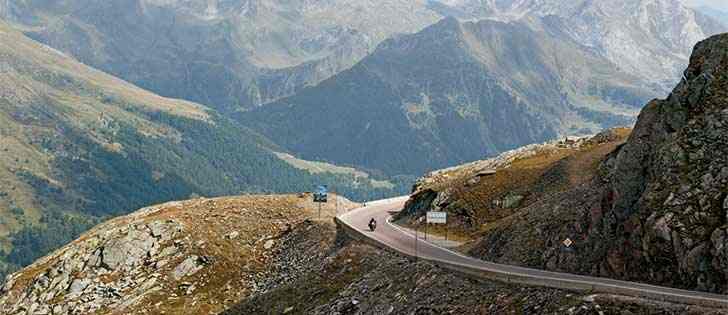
(424, 221, 427, 241)
(426, 211, 447, 246)
(334, 188, 338, 215)
(415, 216, 425, 262)
(414, 224, 418, 262)
(313, 185, 328, 219)
(414, 222, 418, 286)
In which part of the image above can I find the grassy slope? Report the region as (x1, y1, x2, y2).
(397, 129, 631, 243)
(0, 21, 406, 279)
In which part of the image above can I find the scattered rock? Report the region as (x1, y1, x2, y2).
(68, 278, 91, 297)
(263, 240, 275, 250)
(99, 221, 180, 271)
(173, 256, 205, 281)
(158, 246, 178, 258)
(227, 231, 240, 239)
(2, 275, 15, 293)
(502, 194, 525, 209)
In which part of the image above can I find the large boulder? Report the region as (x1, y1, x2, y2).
(172, 256, 206, 281)
(101, 227, 158, 270)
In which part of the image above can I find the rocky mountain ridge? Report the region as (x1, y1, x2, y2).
(0, 194, 358, 314)
(431, 0, 727, 91)
(0, 0, 442, 112)
(240, 16, 657, 176)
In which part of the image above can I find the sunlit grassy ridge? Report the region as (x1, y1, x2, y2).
(398, 128, 631, 238)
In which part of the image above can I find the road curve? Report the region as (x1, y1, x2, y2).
(336, 197, 728, 308)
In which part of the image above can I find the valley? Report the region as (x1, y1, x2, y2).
(0, 20, 404, 281)
(240, 16, 656, 176)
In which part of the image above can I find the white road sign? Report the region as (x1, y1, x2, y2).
(426, 211, 447, 224)
(563, 238, 573, 248)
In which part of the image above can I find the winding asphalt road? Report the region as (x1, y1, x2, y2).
(336, 196, 728, 308)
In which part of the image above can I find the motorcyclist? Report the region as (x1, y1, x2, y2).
(368, 218, 377, 231)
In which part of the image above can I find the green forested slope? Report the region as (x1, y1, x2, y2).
(0, 21, 405, 280)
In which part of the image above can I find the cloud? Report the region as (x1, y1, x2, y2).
(684, 0, 728, 11)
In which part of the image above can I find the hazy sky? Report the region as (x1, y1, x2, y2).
(684, 0, 728, 11)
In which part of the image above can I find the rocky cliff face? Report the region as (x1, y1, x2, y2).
(593, 32, 728, 293)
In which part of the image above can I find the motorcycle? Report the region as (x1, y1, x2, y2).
(368, 219, 377, 232)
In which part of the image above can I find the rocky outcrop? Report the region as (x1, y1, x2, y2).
(0, 194, 360, 315)
(0, 219, 184, 315)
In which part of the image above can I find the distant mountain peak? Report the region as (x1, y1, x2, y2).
(430, 0, 727, 90)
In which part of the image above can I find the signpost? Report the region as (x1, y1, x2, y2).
(426, 211, 448, 244)
(313, 185, 328, 219)
(426, 211, 447, 224)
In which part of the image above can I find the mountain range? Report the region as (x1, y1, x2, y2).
(1, 0, 722, 115)
(239, 16, 659, 176)
(0, 0, 442, 112)
(1, 0, 723, 177)
(431, 0, 726, 91)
